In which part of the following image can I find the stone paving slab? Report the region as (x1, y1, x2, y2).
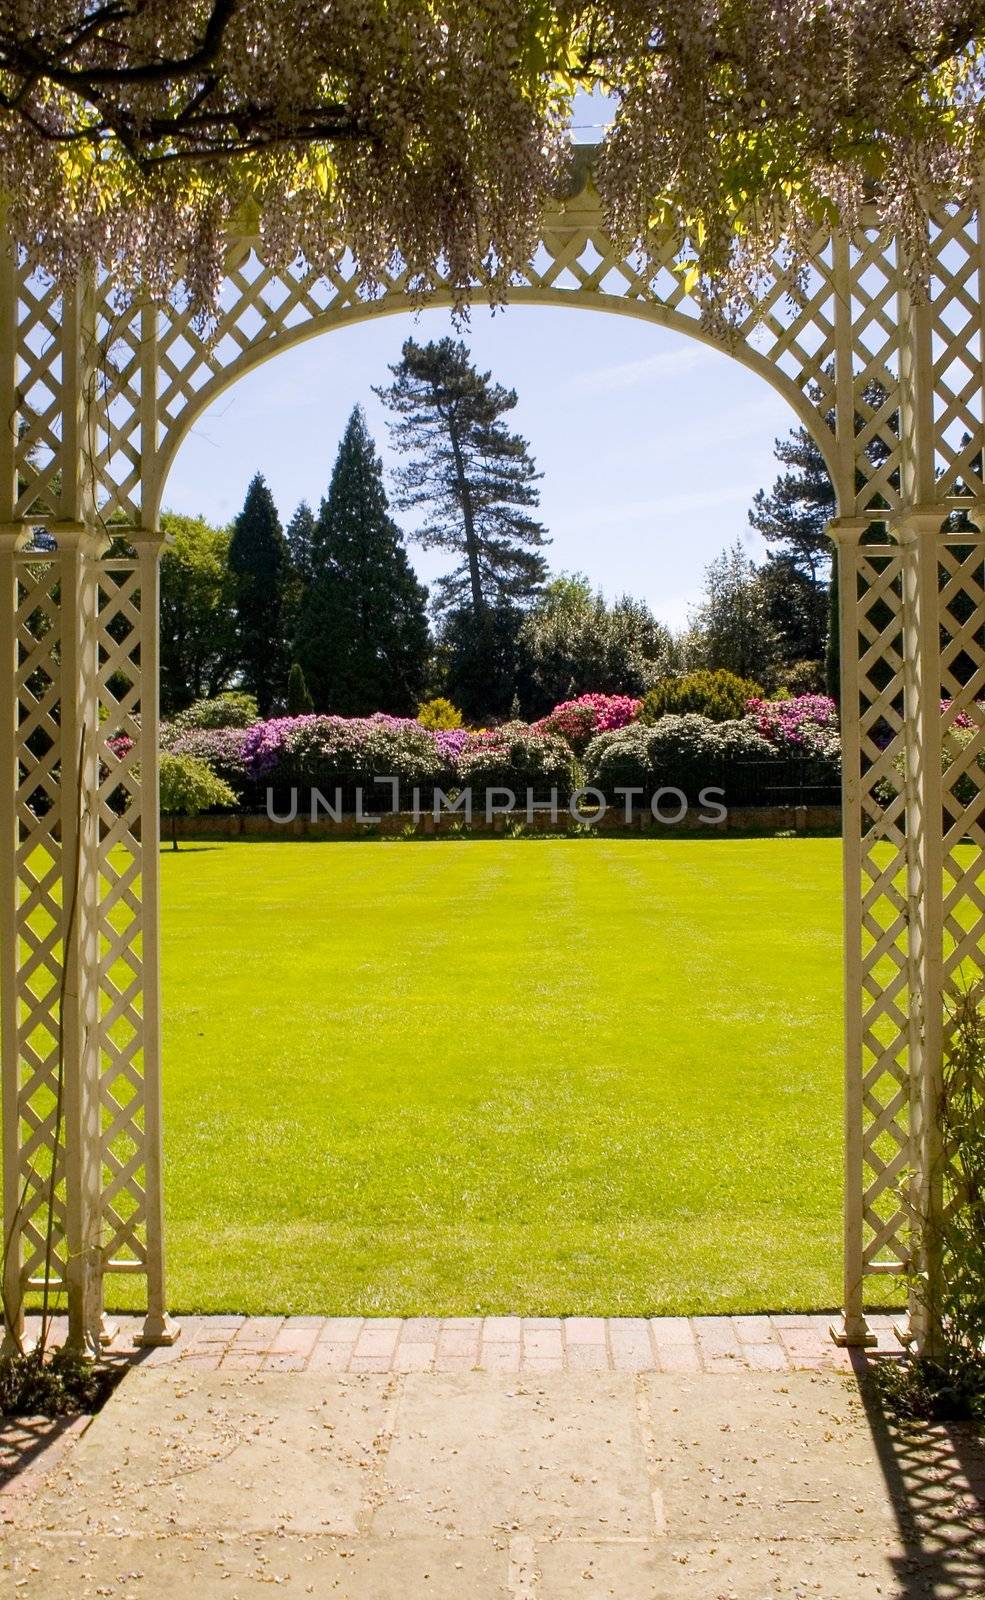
(30, 1369, 398, 1539)
(3, 1364, 984, 1599)
(535, 1537, 911, 1597)
(380, 1372, 654, 1540)
(1, 1532, 514, 1598)
(642, 1372, 899, 1542)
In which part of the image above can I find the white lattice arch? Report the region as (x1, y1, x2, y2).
(150, 282, 845, 528)
(2, 158, 984, 1354)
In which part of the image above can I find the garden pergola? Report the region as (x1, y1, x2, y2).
(1, 158, 982, 1354)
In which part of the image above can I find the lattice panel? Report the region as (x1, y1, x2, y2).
(91, 303, 145, 525)
(94, 558, 150, 1276)
(930, 213, 984, 501)
(853, 543, 913, 1276)
(850, 233, 903, 515)
(8, 550, 68, 1293)
(937, 534, 985, 988)
(15, 272, 64, 521)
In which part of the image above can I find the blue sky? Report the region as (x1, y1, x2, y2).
(163, 303, 800, 632)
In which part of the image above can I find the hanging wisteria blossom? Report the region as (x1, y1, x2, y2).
(0, 2, 983, 316)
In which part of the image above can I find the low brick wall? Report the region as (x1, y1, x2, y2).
(172, 804, 842, 840)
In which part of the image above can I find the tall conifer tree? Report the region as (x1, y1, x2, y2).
(296, 407, 430, 714)
(228, 472, 289, 714)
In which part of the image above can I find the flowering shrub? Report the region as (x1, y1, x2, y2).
(942, 698, 983, 731)
(584, 716, 773, 797)
(162, 725, 251, 789)
(455, 724, 577, 797)
(240, 717, 305, 780)
(246, 714, 448, 794)
(533, 693, 642, 752)
(744, 694, 840, 760)
(432, 727, 471, 760)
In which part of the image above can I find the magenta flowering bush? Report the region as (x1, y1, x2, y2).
(533, 693, 642, 753)
(942, 698, 983, 730)
(744, 694, 840, 757)
(106, 732, 135, 762)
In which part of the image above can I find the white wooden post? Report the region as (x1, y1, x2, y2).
(56, 524, 109, 1354)
(0, 526, 27, 1350)
(829, 516, 880, 1347)
(899, 510, 947, 1358)
(132, 529, 179, 1347)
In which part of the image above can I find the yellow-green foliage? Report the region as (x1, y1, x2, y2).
(641, 669, 762, 724)
(159, 752, 238, 819)
(417, 697, 463, 731)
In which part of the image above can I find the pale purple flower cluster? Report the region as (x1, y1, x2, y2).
(241, 716, 318, 779)
(166, 726, 252, 785)
(433, 727, 471, 759)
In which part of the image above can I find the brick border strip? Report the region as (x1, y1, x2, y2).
(23, 1312, 903, 1375)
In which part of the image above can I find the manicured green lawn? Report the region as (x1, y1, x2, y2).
(140, 835, 850, 1317)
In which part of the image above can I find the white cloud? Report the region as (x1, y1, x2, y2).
(568, 343, 718, 396)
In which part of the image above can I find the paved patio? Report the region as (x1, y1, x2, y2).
(2, 1315, 985, 1598)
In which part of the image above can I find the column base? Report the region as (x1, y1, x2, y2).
(134, 1311, 181, 1348)
(830, 1315, 878, 1349)
(0, 1327, 31, 1358)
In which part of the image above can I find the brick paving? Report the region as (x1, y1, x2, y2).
(19, 1309, 903, 1376)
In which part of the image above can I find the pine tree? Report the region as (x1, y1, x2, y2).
(748, 424, 834, 676)
(374, 337, 550, 619)
(296, 406, 431, 714)
(749, 427, 835, 584)
(228, 473, 290, 714)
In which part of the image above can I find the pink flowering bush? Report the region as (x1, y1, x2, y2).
(106, 733, 135, 762)
(533, 693, 642, 753)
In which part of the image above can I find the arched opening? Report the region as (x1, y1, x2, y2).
(148, 301, 849, 1320)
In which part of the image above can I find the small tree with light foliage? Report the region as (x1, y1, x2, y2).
(159, 753, 238, 852)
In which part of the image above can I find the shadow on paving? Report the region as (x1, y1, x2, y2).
(852, 1351, 985, 1599)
